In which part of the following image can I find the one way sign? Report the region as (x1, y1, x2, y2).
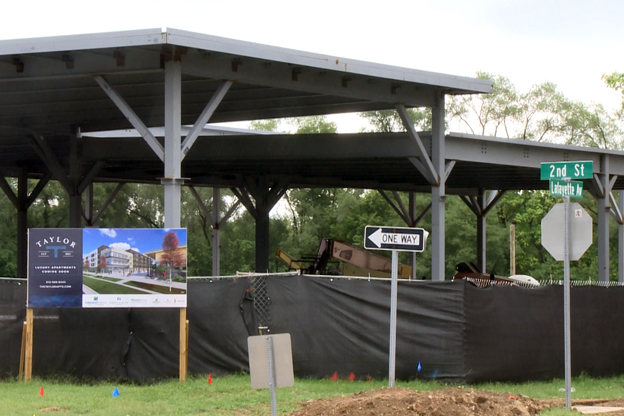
(364, 226, 428, 252)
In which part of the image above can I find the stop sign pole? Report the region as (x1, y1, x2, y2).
(541, 160, 593, 411)
(562, 192, 572, 411)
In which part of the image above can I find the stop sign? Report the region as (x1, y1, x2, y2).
(541, 203, 592, 261)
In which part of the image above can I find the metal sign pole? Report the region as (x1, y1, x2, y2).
(388, 250, 398, 387)
(266, 336, 278, 416)
(563, 194, 572, 411)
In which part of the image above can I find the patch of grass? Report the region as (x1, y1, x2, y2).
(82, 276, 145, 295)
(124, 281, 186, 294)
(474, 373, 624, 400)
(1, 374, 622, 415)
(83, 273, 122, 282)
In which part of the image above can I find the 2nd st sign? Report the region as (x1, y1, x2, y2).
(540, 161, 593, 180)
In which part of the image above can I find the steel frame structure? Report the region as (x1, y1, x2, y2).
(0, 28, 622, 282)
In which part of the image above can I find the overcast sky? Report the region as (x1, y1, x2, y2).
(3, 0, 621, 130)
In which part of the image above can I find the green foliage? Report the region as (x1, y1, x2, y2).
(288, 115, 338, 134)
(359, 108, 432, 132)
(603, 71, 624, 110)
(448, 72, 624, 149)
(448, 72, 519, 137)
(249, 118, 281, 132)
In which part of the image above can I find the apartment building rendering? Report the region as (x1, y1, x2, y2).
(83, 245, 153, 274)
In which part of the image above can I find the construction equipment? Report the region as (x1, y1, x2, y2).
(453, 262, 539, 287)
(276, 239, 412, 278)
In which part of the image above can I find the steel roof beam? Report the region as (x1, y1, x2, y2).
(0, 48, 162, 82)
(83, 182, 125, 225)
(181, 53, 434, 107)
(397, 104, 438, 185)
(610, 191, 623, 224)
(181, 80, 232, 159)
(28, 132, 72, 192)
(94, 75, 165, 161)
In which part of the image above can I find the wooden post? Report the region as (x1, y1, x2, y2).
(179, 307, 187, 382)
(25, 308, 33, 382)
(19, 321, 26, 381)
(185, 319, 189, 378)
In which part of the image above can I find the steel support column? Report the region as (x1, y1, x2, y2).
(232, 178, 287, 273)
(596, 155, 611, 282)
(0, 170, 51, 277)
(431, 92, 446, 281)
(409, 192, 417, 279)
(68, 133, 81, 228)
(212, 188, 221, 277)
(17, 169, 27, 278)
(255, 203, 271, 273)
(476, 189, 487, 273)
(620, 191, 624, 283)
(378, 190, 432, 279)
(163, 59, 183, 229)
(84, 183, 94, 226)
(460, 189, 505, 274)
(189, 186, 241, 276)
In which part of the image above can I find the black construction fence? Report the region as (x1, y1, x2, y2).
(1, 275, 624, 383)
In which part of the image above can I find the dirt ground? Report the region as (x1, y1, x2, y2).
(287, 387, 624, 416)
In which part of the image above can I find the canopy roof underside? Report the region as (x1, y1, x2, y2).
(0, 28, 620, 194)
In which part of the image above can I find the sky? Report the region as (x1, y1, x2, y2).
(2, 0, 621, 132)
(82, 228, 187, 255)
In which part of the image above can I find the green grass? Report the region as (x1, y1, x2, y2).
(83, 273, 122, 283)
(124, 281, 186, 294)
(1, 374, 623, 415)
(82, 276, 145, 295)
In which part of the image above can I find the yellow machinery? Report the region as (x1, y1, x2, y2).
(276, 239, 412, 278)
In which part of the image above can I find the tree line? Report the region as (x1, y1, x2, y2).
(0, 73, 622, 280)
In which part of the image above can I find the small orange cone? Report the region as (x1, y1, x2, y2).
(39, 386, 44, 397)
(331, 371, 338, 382)
(208, 373, 212, 385)
(348, 372, 355, 382)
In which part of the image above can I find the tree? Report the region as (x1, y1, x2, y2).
(602, 72, 624, 110)
(288, 116, 337, 134)
(249, 119, 281, 132)
(359, 108, 431, 133)
(448, 72, 519, 137)
(562, 101, 623, 149)
(161, 231, 184, 270)
(515, 81, 568, 142)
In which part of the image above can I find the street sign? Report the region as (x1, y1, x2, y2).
(549, 179, 583, 198)
(540, 161, 593, 180)
(364, 226, 427, 252)
(541, 203, 592, 261)
(539, 160, 593, 412)
(363, 225, 429, 388)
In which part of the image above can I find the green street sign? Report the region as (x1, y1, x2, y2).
(549, 179, 583, 198)
(540, 161, 593, 180)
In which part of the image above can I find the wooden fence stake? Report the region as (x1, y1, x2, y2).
(179, 307, 187, 382)
(19, 321, 26, 381)
(25, 308, 33, 382)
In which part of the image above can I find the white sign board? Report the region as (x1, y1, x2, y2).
(364, 226, 428, 252)
(541, 203, 592, 261)
(248, 333, 294, 389)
